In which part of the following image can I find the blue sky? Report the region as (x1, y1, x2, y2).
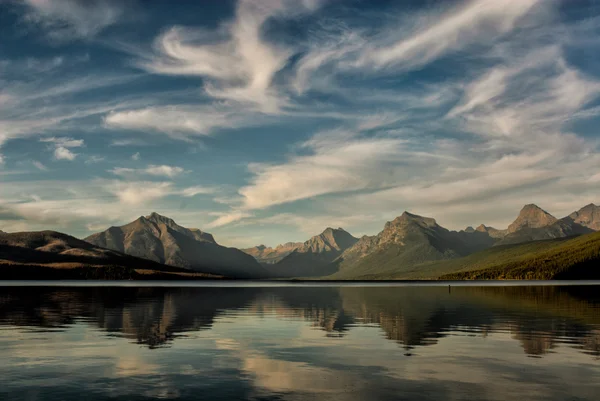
(1, 0, 600, 248)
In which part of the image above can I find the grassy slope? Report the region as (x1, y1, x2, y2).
(440, 231, 600, 280)
(323, 238, 569, 280)
(326, 242, 450, 280)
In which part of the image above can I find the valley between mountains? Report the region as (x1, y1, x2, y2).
(1, 204, 599, 280)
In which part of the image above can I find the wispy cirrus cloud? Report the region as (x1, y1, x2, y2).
(109, 164, 185, 178)
(16, 0, 126, 42)
(205, 211, 253, 229)
(105, 105, 243, 139)
(102, 180, 174, 205)
(134, 0, 324, 113)
(180, 186, 216, 197)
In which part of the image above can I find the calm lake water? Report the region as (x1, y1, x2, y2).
(1, 283, 599, 400)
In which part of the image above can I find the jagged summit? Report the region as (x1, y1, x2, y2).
(241, 241, 304, 264)
(476, 224, 488, 232)
(385, 212, 438, 231)
(301, 227, 358, 253)
(474, 224, 507, 239)
(569, 203, 600, 231)
(145, 212, 177, 226)
(85, 214, 267, 278)
(507, 204, 557, 233)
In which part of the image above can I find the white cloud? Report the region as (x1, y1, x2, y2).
(144, 165, 184, 177)
(134, 0, 323, 113)
(19, 0, 125, 41)
(131, 152, 140, 160)
(180, 186, 215, 197)
(0, 154, 4, 165)
(53, 146, 77, 161)
(85, 156, 105, 164)
(110, 139, 146, 147)
(40, 136, 84, 161)
(357, 0, 540, 70)
(40, 136, 84, 148)
(103, 180, 174, 205)
(206, 211, 253, 229)
(32, 161, 48, 170)
(109, 165, 185, 178)
(104, 104, 269, 139)
(238, 131, 407, 210)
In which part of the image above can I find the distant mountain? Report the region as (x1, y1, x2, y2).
(462, 204, 595, 247)
(474, 224, 507, 239)
(497, 217, 593, 246)
(242, 242, 303, 264)
(85, 212, 269, 278)
(569, 203, 600, 231)
(507, 204, 557, 233)
(0, 230, 222, 280)
(267, 228, 358, 277)
(494, 204, 593, 246)
(328, 212, 492, 280)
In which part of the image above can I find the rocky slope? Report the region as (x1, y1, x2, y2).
(0, 230, 222, 279)
(328, 212, 493, 279)
(474, 224, 507, 239)
(85, 213, 269, 278)
(569, 203, 600, 231)
(242, 242, 303, 264)
(267, 228, 358, 277)
(507, 204, 557, 233)
(495, 205, 593, 246)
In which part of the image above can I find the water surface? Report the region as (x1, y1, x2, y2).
(1, 283, 599, 400)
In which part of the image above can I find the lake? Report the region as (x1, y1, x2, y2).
(0, 282, 599, 400)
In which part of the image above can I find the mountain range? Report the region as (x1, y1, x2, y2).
(0, 203, 599, 280)
(0, 230, 223, 280)
(263, 227, 359, 278)
(245, 203, 600, 279)
(85, 212, 269, 278)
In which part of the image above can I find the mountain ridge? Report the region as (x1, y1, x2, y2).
(85, 212, 269, 278)
(0, 230, 222, 279)
(265, 227, 359, 278)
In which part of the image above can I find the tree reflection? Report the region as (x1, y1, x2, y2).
(0, 285, 599, 357)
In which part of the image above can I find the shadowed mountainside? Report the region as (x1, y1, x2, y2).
(85, 212, 269, 278)
(0, 230, 223, 280)
(265, 227, 359, 278)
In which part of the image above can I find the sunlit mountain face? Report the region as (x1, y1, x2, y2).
(1, 0, 600, 250)
(0, 284, 599, 400)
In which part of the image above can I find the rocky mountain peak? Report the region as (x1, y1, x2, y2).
(475, 224, 488, 232)
(569, 203, 600, 231)
(299, 227, 358, 253)
(508, 204, 557, 234)
(388, 212, 438, 229)
(464, 226, 475, 233)
(145, 212, 177, 227)
(276, 242, 303, 250)
(474, 224, 507, 239)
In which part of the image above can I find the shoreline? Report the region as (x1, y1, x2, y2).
(1, 279, 600, 287)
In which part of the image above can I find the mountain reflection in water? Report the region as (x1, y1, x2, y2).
(0, 285, 599, 400)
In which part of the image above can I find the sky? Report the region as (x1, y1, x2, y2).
(1, 0, 600, 248)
